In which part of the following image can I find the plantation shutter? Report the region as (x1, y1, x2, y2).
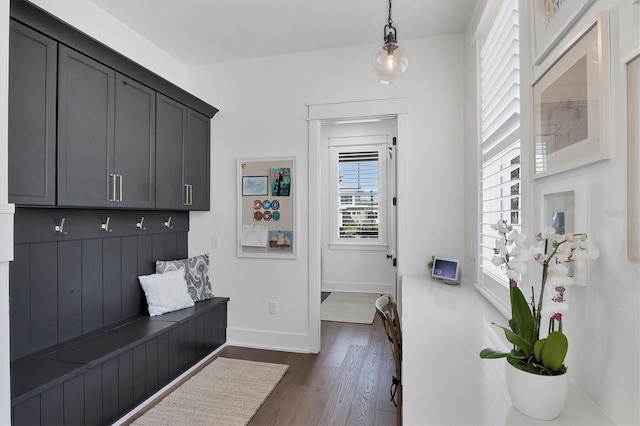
(337, 150, 380, 239)
(478, 0, 521, 287)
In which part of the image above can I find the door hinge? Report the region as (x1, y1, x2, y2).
(393, 197, 397, 206)
(393, 258, 397, 267)
(392, 136, 397, 146)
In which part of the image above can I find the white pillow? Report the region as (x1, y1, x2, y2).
(138, 268, 195, 316)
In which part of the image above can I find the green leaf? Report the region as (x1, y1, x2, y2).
(510, 286, 535, 349)
(494, 324, 534, 356)
(533, 338, 546, 363)
(479, 348, 511, 359)
(541, 331, 568, 372)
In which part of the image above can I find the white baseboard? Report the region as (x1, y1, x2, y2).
(321, 280, 392, 294)
(227, 327, 312, 354)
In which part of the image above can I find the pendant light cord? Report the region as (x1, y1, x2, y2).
(387, 0, 393, 27)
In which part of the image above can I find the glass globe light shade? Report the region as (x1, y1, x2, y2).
(373, 41, 409, 84)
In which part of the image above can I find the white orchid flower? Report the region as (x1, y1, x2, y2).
(507, 228, 527, 247)
(536, 226, 555, 241)
(496, 238, 507, 255)
(530, 243, 546, 263)
(568, 249, 589, 270)
(545, 262, 574, 287)
(536, 226, 562, 242)
(491, 220, 511, 235)
(586, 240, 600, 259)
(506, 258, 527, 277)
(510, 245, 531, 262)
(555, 241, 573, 263)
(541, 299, 570, 316)
(492, 256, 505, 266)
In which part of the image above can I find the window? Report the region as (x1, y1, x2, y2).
(337, 150, 380, 239)
(329, 141, 388, 249)
(478, 0, 521, 290)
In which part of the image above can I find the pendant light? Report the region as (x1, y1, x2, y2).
(373, 0, 409, 84)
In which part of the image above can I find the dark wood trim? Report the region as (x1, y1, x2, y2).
(10, 0, 218, 118)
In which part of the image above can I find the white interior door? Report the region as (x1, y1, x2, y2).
(320, 119, 397, 295)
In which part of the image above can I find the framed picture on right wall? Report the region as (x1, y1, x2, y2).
(532, 12, 611, 178)
(627, 52, 640, 264)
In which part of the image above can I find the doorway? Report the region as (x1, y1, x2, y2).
(307, 97, 408, 353)
(319, 119, 397, 296)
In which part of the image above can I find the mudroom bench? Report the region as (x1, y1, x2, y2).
(11, 296, 229, 426)
(10, 209, 229, 426)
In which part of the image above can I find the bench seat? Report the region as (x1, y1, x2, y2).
(11, 296, 229, 425)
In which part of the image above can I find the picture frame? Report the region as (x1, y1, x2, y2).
(242, 176, 268, 196)
(540, 182, 589, 286)
(237, 157, 296, 259)
(532, 12, 610, 178)
(530, 0, 595, 66)
(627, 52, 640, 264)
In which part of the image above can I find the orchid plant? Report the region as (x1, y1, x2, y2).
(479, 220, 599, 375)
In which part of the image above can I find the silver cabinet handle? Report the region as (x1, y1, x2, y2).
(183, 184, 188, 206)
(109, 173, 117, 202)
(188, 184, 193, 206)
(118, 174, 123, 202)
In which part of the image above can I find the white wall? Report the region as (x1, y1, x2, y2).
(188, 36, 466, 351)
(27, 0, 189, 88)
(464, 1, 640, 424)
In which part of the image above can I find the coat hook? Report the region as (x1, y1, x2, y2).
(101, 216, 113, 233)
(55, 217, 68, 235)
(164, 216, 174, 229)
(136, 216, 146, 231)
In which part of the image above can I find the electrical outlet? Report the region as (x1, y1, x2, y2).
(269, 302, 277, 315)
(211, 236, 219, 249)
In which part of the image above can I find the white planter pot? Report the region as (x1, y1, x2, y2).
(504, 361, 569, 421)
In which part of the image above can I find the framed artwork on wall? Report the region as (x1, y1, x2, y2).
(541, 182, 589, 286)
(627, 52, 640, 264)
(237, 157, 296, 259)
(532, 12, 610, 178)
(530, 0, 595, 66)
(242, 176, 268, 196)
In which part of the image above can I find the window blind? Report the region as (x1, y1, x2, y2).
(337, 151, 380, 239)
(479, 0, 520, 286)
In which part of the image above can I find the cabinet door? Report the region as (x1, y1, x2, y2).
(8, 21, 57, 206)
(58, 45, 115, 207)
(156, 94, 187, 210)
(185, 109, 210, 211)
(114, 73, 156, 208)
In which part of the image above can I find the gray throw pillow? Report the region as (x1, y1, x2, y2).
(156, 254, 213, 302)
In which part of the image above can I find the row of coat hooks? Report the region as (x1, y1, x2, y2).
(54, 216, 174, 234)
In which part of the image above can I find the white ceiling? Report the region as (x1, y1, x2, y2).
(87, 0, 478, 67)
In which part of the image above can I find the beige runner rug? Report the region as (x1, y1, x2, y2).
(321, 292, 380, 324)
(132, 357, 288, 426)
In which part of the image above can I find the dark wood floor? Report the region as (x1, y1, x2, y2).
(219, 316, 398, 426)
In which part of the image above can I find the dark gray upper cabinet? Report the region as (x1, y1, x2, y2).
(8, 21, 57, 206)
(156, 95, 211, 211)
(114, 73, 156, 209)
(156, 94, 187, 210)
(185, 110, 211, 211)
(58, 46, 157, 209)
(57, 45, 115, 208)
(9, 2, 217, 212)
